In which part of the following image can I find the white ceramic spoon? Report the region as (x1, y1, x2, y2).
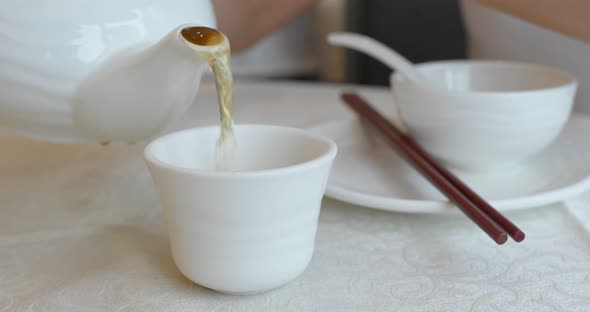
(327, 32, 428, 86)
(328, 32, 418, 132)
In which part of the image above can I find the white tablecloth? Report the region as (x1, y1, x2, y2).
(2, 81, 590, 311)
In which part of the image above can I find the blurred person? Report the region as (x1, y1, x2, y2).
(212, 0, 590, 52)
(463, 0, 590, 113)
(211, 0, 590, 102)
(211, 0, 320, 79)
(212, 0, 316, 52)
(472, 0, 590, 44)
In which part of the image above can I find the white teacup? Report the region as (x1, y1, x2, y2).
(144, 125, 336, 295)
(391, 60, 577, 170)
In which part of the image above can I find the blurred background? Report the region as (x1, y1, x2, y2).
(227, 0, 590, 114)
(230, 0, 466, 85)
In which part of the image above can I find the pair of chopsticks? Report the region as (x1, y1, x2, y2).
(341, 93, 525, 244)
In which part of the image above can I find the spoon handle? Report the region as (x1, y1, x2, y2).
(327, 32, 425, 84)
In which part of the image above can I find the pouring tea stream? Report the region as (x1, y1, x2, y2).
(74, 26, 235, 147)
(180, 27, 236, 170)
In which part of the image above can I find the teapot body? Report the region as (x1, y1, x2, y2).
(0, 0, 216, 143)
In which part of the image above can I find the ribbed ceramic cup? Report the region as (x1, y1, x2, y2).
(144, 125, 337, 295)
(391, 61, 577, 170)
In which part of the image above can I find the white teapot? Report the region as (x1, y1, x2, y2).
(0, 0, 221, 143)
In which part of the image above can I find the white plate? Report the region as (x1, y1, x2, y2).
(309, 114, 590, 214)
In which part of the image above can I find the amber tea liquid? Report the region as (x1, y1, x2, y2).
(181, 26, 235, 170)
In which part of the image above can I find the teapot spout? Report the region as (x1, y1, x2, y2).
(73, 25, 209, 143)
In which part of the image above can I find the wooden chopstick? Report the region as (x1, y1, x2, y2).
(341, 92, 525, 244)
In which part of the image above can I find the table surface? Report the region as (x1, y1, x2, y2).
(2, 81, 590, 312)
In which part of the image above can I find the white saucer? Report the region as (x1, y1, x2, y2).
(308, 114, 590, 214)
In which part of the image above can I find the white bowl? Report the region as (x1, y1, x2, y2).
(391, 60, 577, 170)
(144, 125, 336, 294)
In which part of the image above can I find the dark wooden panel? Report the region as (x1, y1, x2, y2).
(348, 0, 467, 85)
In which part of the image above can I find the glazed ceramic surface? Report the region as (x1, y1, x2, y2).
(391, 61, 577, 169)
(309, 113, 590, 213)
(0, 0, 216, 143)
(144, 125, 337, 294)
